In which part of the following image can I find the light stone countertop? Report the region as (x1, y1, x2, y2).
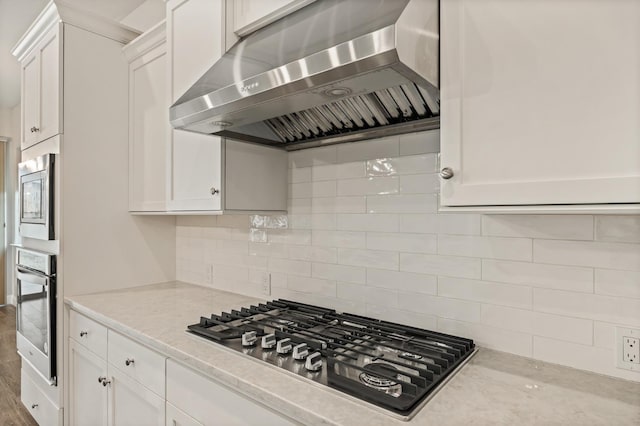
(64, 281, 640, 426)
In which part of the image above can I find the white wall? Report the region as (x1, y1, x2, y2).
(176, 129, 640, 382)
(0, 105, 21, 305)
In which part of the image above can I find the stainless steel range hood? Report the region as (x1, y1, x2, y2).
(170, 0, 439, 151)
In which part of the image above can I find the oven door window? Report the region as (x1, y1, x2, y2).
(20, 171, 46, 224)
(17, 278, 49, 355)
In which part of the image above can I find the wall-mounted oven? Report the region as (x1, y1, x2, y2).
(19, 153, 55, 240)
(16, 248, 57, 385)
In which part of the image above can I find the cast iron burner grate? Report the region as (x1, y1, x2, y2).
(187, 299, 476, 419)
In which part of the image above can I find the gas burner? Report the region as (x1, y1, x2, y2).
(358, 363, 403, 397)
(401, 352, 423, 360)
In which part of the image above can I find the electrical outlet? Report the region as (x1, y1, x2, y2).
(205, 264, 214, 284)
(260, 272, 271, 296)
(616, 327, 640, 372)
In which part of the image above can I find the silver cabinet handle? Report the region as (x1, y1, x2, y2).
(102, 379, 111, 387)
(125, 358, 135, 366)
(30, 126, 40, 132)
(80, 331, 88, 337)
(98, 376, 106, 384)
(210, 187, 220, 195)
(440, 167, 454, 179)
(31, 404, 38, 409)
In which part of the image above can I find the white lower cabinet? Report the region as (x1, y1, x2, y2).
(109, 365, 165, 426)
(68, 339, 109, 426)
(166, 359, 298, 425)
(166, 402, 204, 426)
(21, 369, 63, 426)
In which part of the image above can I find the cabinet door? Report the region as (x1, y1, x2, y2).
(68, 339, 109, 426)
(232, 0, 315, 37)
(167, 0, 224, 211)
(37, 24, 61, 144)
(440, 0, 640, 207)
(108, 365, 165, 426)
(21, 51, 39, 149)
(128, 42, 170, 212)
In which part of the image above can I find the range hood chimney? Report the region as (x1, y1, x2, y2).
(170, 0, 439, 151)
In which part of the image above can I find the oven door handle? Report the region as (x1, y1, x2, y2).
(16, 267, 49, 285)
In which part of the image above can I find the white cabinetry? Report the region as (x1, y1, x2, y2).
(19, 23, 61, 150)
(68, 311, 166, 426)
(166, 359, 297, 425)
(231, 0, 315, 37)
(126, 0, 287, 214)
(440, 0, 640, 211)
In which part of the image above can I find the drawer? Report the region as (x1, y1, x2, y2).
(70, 310, 108, 359)
(166, 360, 297, 426)
(108, 330, 166, 397)
(166, 402, 203, 426)
(21, 369, 62, 426)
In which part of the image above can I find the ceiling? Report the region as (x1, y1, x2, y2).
(0, 0, 147, 109)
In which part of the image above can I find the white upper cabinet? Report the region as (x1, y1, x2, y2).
(231, 0, 315, 37)
(19, 24, 61, 150)
(440, 0, 640, 211)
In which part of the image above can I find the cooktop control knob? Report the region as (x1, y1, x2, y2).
(241, 331, 257, 347)
(261, 333, 276, 349)
(304, 352, 323, 372)
(276, 338, 292, 354)
(292, 343, 309, 360)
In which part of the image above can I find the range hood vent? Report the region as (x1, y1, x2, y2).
(170, 0, 440, 151)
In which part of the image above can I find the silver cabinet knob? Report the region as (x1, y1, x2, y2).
(80, 331, 88, 337)
(440, 167, 454, 179)
(293, 343, 309, 360)
(304, 352, 322, 372)
(30, 126, 40, 133)
(125, 358, 135, 366)
(276, 338, 292, 354)
(241, 331, 257, 347)
(98, 376, 107, 383)
(210, 187, 220, 195)
(261, 333, 276, 349)
(102, 379, 111, 387)
(31, 404, 38, 409)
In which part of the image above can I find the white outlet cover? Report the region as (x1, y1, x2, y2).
(615, 327, 640, 372)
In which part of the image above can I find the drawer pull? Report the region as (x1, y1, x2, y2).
(98, 376, 106, 384)
(125, 358, 135, 366)
(31, 404, 38, 409)
(102, 379, 111, 387)
(80, 331, 88, 337)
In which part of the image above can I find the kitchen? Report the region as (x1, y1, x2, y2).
(0, 0, 639, 425)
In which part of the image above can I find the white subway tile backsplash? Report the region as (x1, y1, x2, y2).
(533, 337, 640, 382)
(437, 318, 532, 357)
(312, 230, 365, 248)
(367, 194, 438, 214)
(366, 155, 438, 176)
(398, 129, 440, 156)
(336, 136, 399, 162)
(533, 288, 640, 327)
(366, 269, 437, 294)
(436, 214, 482, 235)
(595, 269, 640, 298)
(337, 177, 399, 196)
(400, 253, 481, 279)
(595, 215, 640, 243)
(482, 215, 594, 240)
(399, 293, 481, 323)
(482, 260, 593, 293)
(438, 235, 532, 261)
(338, 248, 399, 271)
(480, 305, 593, 345)
(399, 214, 437, 234)
(312, 196, 366, 213)
(312, 262, 366, 284)
(399, 174, 440, 194)
(337, 214, 399, 232)
(366, 232, 437, 254)
(287, 276, 336, 297)
(438, 277, 532, 309)
(534, 239, 640, 271)
(177, 130, 640, 382)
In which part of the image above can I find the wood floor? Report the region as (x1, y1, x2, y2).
(0, 305, 38, 426)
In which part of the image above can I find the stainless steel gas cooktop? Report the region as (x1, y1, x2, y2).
(187, 299, 477, 420)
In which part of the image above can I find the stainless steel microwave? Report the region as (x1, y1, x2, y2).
(19, 154, 55, 240)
